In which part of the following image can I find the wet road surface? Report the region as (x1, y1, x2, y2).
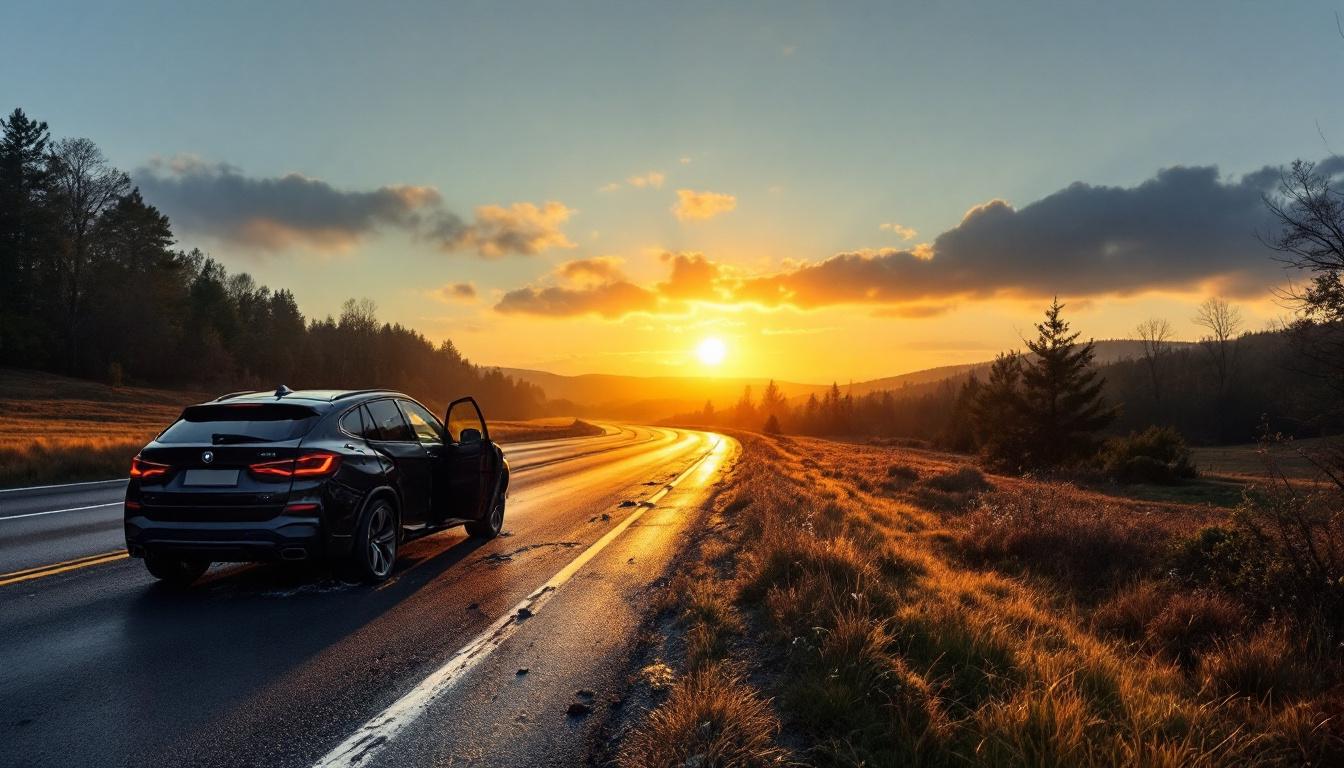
(0, 425, 735, 768)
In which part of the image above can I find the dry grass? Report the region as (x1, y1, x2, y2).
(489, 418, 605, 443)
(619, 666, 787, 768)
(619, 431, 1344, 767)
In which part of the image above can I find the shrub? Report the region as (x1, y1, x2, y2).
(1230, 479, 1344, 636)
(1101, 426, 1197, 484)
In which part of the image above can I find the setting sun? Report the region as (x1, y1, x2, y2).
(696, 337, 727, 366)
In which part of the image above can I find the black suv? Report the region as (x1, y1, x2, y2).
(124, 388, 509, 585)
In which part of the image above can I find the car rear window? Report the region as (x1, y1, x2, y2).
(157, 404, 320, 444)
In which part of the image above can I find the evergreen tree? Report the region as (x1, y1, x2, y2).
(0, 108, 54, 363)
(760, 379, 786, 427)
(1018, 298, 1116, 467)
(973, 352, 1028, 468)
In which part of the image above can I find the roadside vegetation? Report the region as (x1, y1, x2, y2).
(615, 431, 1344, 766)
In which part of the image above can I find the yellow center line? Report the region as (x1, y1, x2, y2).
(0, 550, 129, 587)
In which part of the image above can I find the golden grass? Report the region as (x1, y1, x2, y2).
(619, 666, 787, 768)
(619, 431, 1344, 767)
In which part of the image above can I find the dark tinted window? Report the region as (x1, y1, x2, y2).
(397, 400, 444, 443)
(364, 399, 414, 441)
(158, 404, 318, 445)
(339, 407, 368, 438)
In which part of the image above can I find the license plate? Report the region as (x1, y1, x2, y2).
(183, 469, 240, 487)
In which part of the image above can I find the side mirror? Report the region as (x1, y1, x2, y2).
(459, 427, 482, 443)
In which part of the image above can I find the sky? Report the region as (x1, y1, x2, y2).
(4, 0, 1344, 383)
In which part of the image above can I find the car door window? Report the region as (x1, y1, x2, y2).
(364, 399, 414, 442)
(445, 398, 486, 443)
(339, 406, 369, 439)
(397, 400, 444, 444)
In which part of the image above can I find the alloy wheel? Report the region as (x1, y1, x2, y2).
(366, 505, 396, 578)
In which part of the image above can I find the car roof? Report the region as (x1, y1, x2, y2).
(206, 388, 408, 410)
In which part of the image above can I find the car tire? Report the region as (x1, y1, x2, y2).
(145, 555, 211, 586)
(466, 492, 505, 539)
(349, 498, 398, 583)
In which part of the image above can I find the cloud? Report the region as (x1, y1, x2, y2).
(431, 201, 575, 258)
(657, 252, 728, 299)
(494, 251, 713, 318)
(435, 282, 477, 302)
(493, 162, 1298, 318)
(673, 189, 737, 221)
(879, 222, 917, 240)
(136, 156, 441, 251)
(871, 304, 952, 319)
(598, 182, 622, 192)
(679, 156, 692, 165)
(627, 171, 665, 189)
(137, 156, 574, 258)
(496, 281, 658, 318)
(557, 256, 627, 285)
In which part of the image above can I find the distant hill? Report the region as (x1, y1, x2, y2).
(499, 339, 1197, 418)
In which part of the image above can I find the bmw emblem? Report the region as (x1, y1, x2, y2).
(202, 451, 214, 464)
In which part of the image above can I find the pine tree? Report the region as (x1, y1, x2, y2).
(760, 379, 786, 426)
(0, 108, 54, 362)
(1018, 298, 1116, 467)
(973, 352, 1028, 468)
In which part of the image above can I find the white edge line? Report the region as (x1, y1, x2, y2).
(0, 502, 122, 521)
(312, 435, 723, 768)
(0, 478, 127, 495)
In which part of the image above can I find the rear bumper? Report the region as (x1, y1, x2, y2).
(124, 514, 344, 562)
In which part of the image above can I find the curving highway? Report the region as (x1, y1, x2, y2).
(0, 425, 735, 768)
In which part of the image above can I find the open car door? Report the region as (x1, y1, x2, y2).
(436, 397, 489, 523)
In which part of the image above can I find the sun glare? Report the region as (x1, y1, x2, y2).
(696, 337, 727, 366)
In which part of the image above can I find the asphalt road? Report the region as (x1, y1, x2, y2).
(0, 425, 735, 768)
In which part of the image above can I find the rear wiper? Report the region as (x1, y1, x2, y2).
(211, 433, 269, 445)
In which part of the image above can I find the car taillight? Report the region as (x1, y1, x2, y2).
(249, 452, 341, 478)
(129, 455, 170, 479)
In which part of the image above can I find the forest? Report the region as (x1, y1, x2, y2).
(0, 108, 545, 417)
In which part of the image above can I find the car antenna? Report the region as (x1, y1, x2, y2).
(274, 384, 294, 398)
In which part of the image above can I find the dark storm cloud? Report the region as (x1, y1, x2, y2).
(136, 157, 574, 257)
(736, 164, 1285, 307)
(136, 157, 442, 251)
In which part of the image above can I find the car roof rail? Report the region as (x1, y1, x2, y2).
(213, 390, 259, 402)
(331, 388, 399, 401)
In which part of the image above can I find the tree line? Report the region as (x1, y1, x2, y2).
(683, 295, 1344, 463)
(0, 108, 546, 417)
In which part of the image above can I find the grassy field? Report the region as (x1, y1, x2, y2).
(614, 432, 1343, 767)
(0, 369, 602, 488)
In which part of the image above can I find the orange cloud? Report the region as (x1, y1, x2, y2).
(673, 189, 736, 221)
(557, 256, 627, 285)
(442, 201, 576, 258)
